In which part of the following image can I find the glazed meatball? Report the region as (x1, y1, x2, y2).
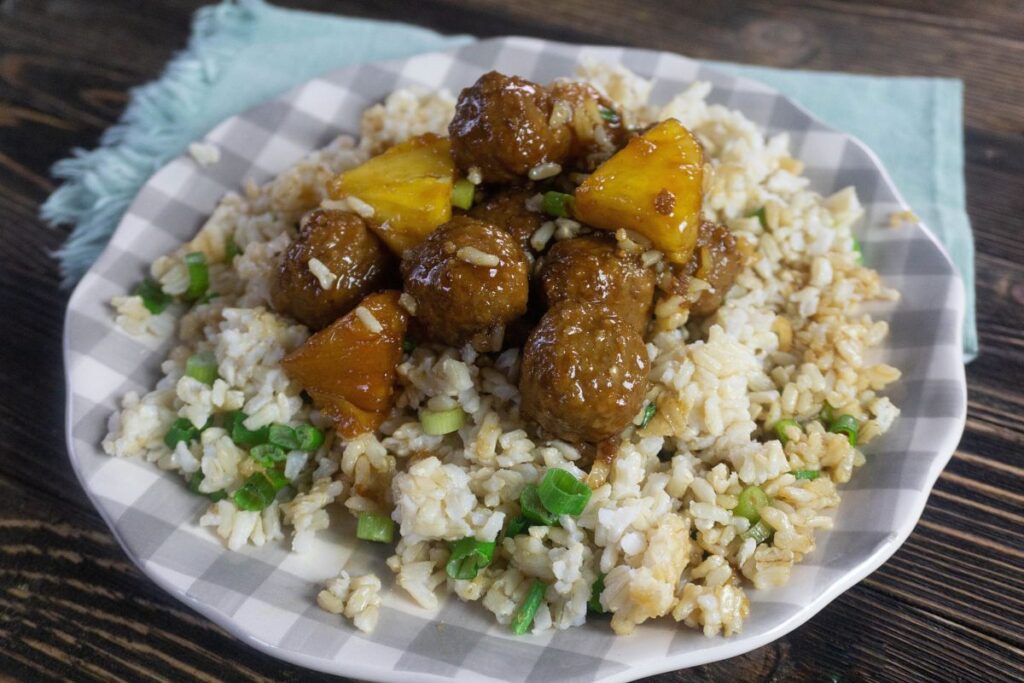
(546, 81, 628, 170)
(670, 221, 744, 318)
(539, 235, 656, 333)
(449, 71, 572, 183)
(401, 215, 529, 351)
(520, 302, 650, 443)
(271, 209, 395, 330)
(468, 188, 545, 257)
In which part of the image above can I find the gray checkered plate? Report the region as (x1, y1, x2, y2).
(64, 37, 967, 682)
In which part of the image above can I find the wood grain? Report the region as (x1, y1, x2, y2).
(0, 0, 1021, 681)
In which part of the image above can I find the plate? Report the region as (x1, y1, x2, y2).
(63, 37, 967, 683)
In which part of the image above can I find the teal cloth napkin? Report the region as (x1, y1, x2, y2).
(43, 0, 975, 359)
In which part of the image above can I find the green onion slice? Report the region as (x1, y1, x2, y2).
(792, 469, 821, 480)
(504, 515, 531, 538)
(185, 351, 218, 385)
(134, 278, 171, 314)
(225, 235, 241, 264)
(742, 519, 773, 544)
(188, 471, 225, 501)
(537, 468, 592, 517)
(639, 403, 656, 429)
(446, 537, 497, 580)
(164, 417, 200, 448)
(451, 178, 475, 210)
(734, 485, 769, 524)
(819, 403, 835, 424)
(747, 206, 767, 228)
(294, 424, 324, 451)
(520, 485, 558, 526)
(852, 237, 864, 264)
(828, 414, 860, 446)
(588, 574, 606, 613)
(598, 107, 619, 123)
(542, 191, 575, 219)
(264, 468, 289, 491)
(225, 411, 270, 447)
(183, 252, 210, 302)
(773, 418, 800, 445)
(250, 443, 286, 467)
(233, 473, 278, 511)
(511, 581, 547, 635)
(420, 406, 466, 435)
(268, 424, 300, 450)
(356, 512, 395, 543)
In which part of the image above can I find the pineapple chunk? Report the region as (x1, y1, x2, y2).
(574, 119, 703, 263)
(328, 133, 455, 255)
(281, 291, 409, 439)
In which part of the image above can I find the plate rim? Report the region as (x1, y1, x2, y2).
(63, 35, 968, 682)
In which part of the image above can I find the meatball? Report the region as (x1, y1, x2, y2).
(539, 235, 656, 332)
(449, 71, 572, 183)
(520, 302, 650, 443)
(271, 209, 395, 330)
(546, 81, 628, 169)
(670, 221, 744, 317)
(401, 215, 529, 351)
(468, 188, 545, 257)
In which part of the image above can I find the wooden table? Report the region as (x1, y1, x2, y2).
(1, 1, 1021, 680)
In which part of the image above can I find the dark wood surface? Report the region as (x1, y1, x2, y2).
(1, 0, 1022, 680)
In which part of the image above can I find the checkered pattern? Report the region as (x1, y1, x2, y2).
(63, 37, 967, 682)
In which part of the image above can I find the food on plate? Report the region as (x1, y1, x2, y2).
(103, 64, 902, 639)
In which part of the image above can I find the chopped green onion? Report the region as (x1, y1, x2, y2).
(420, 406, 466, 435)
(446, 537, 496, 580)
(742, 519, 773, 544)
(402, 337, 416, 353)
(225, 411, 270, 447)
(504, 515, 532, 537)
(537, 468, 592, 517)
(792, 469, 821, 480)
(588, 574, 606, 613)
(294, 424, 324, 451)
(734, 485, 769, 524)
(197, 291, 219, 305)
(511, 581, 547, 635)
(451, 178, 475, 210)
(185, 351, 218, 385)
(747, 206, 767, 228)
(773, 418, 800, 445)
(134, 278, 171, 314)
(356, 512, 395, 543)
(233, 473, 279, 511)
(225, 235, 241, 264)
(598, 107, 619, 123)
(520, 485, 558, 526)
(250, 443, 286, 467)
(828, 414, 860, 446)
(268, 424, 300, 450)
(183, 252, 210, 302)
(542, 191, 575, 218)
(852, 237, 864, 264)
(264, 468, 289, 491)
(639, 403, 656, 429)
(188, 471, 225, 501)
(164, 418, 200, 448)
(819, 403, 835, 425)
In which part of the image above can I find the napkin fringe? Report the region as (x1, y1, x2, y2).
(41, 0, 268, 287)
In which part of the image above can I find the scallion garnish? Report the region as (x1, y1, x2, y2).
(639, 403, 656, 429)
(747, 206, 767, 228)
(356, 512, 395, 543)
(250, 443, 287, 467)
(511, 581, 547, 635)
(185, 351, 218, 385)
(188, 471, 225, 501)
(164, 417, 200, 448)
(134, 278, 171, 314)
(225, 411, 270, 447)
(446, 537, 497, 580)
(828, 414, 860, 446)
(402, 337, 416, 354)
(504, 515, 531, 538)
(225, 235, 241, 264)
(451, 178, 475, 210)
(852, 237, 864, 264)
(542, 191, 575, 219)
(588, 574, 606, 613)
(233, 472, 279, 511)
(819, 403, 835, 424)
(773, 418, 800, 445)
(268, 424, 300, 451)
(734, 485, 769, 524)
(520, 485, 558, 526)
(537, 468, 592, 517)
(264, 468, 289, 491)
(183, 252, 210, 302)
(420, 406, 466, 435)
(597, 107, 619, 123)
(742, 519, 773, 544)
(294, 424, 324, 451)
(197, 291, 219, 305)
(792, 469, 821, 480)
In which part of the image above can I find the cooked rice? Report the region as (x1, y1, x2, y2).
(102, 64, 902, 638)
